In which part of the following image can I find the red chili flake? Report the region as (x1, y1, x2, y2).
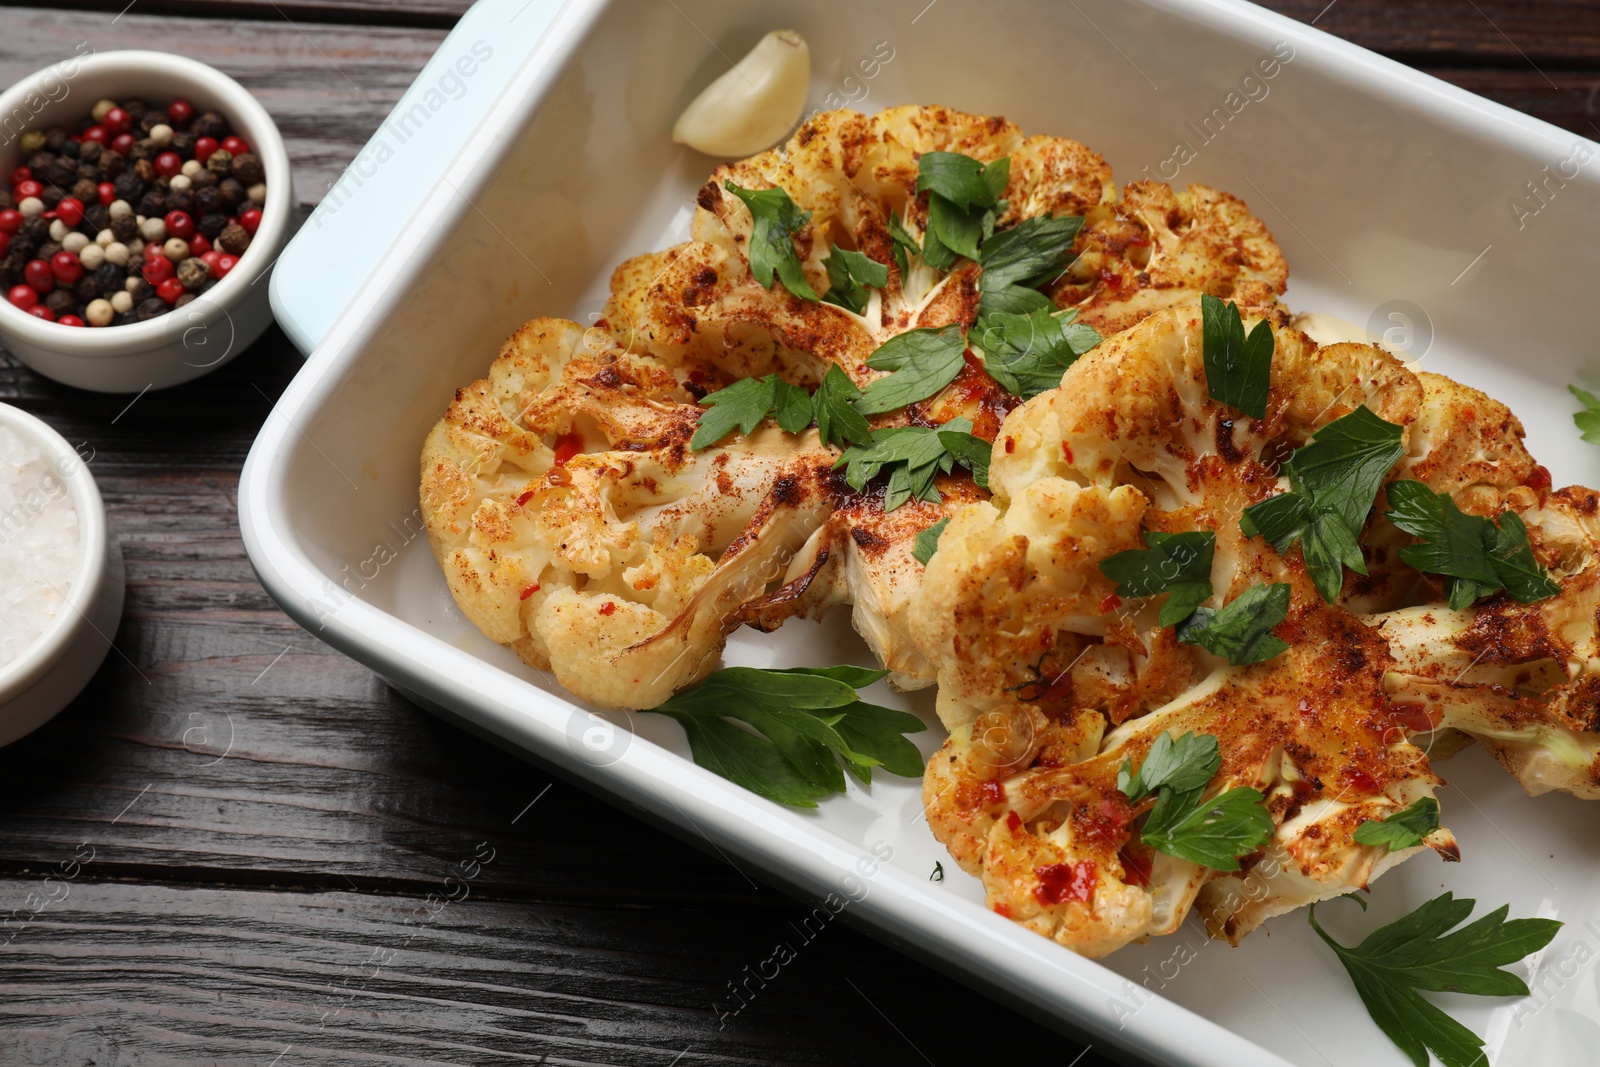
(593, 317, 610, 330)
(1005, 810, 1023, 833)
(980, 779, 1005, 805)
(1099, 267, 1124, 291)
(1033, 861, 1097, 906)
(1527, 464, 1552, 491)
(993, 902, 1013, 919)
(1099, 593, 1122, 613)
(598, 601, 617, 616)
(1004, 437, 1016, 454)
(1118, 845, 1153, 887)
(515, 490, 535, 507)
(1345, 767, 1380, 794)
(553, 430, 584, 466)
(519, 583, 541, 601)
(1061, 442, 1074, 462)
(1388, 701, 1441, 732)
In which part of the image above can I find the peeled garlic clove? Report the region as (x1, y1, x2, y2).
(672, 29, 810, 158)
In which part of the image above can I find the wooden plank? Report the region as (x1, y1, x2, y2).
(0, 8, 448, 209)
(1262, 0, 1600, 66)
(0, 879, 1112, 1065)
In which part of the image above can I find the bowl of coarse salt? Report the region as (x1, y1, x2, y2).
(0, 402, 124, 746)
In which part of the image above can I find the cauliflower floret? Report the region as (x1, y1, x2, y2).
(911, 304, 1455, 956)
(421, 318, 838, 709)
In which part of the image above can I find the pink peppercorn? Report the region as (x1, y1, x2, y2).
(23, 259, 54, 293)
(0, 210, 20, 234)
(8, 285, 37, 309)
(221, 136, 249, 156)
(154, 151, 183, 178)
(168, 99, 194, 125)
(199, 250, 222, 275)
(189, 233, 211, 255)
(49, 251, 83, 285)
(142, 254, 175, 285)
(104, 106, 131, 134)
(26, 304, 54, 322)
(97, 182, 116, 206)
(156, 277, 185, 304)
(214, 253, 238, 278)
(111, 133, 135, 157)
(194, 137, 219, 163)
(13, 179, 42, 201)
(239, 209, 261, 235)
(55, 197, 84, 227)
(82, 125, 108, 145)
(57, 314, 85, 327)
(9, 166, 31, 186)
(165, 211, 195, 240)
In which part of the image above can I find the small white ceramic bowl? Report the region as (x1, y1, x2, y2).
(0, 50, 295, 393)
(0, 402, 124, 746)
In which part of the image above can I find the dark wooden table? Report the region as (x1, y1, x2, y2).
(0, 3, 1593, 1064)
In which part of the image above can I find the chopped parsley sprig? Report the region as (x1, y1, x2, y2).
(1353, 796, 1441, 853)
(1117, 731, 1273, 870)
(649, 665, 926, 807)
(1201, 293, 1273, 419)
(835, 417, 990, 512)
(1099, 531, 1216, 627)
(1176, 581, 1291, 665)
(912, 517, 950, 566)
(1310, 893, 1562, 1067)
(1384, 481, 1561, 609)
(1240, 406, 1406, 603)
(822, 247, 890, 314)
(916, 151, 1009, 269)
(856, 324, 968, 415)
(724, 181, 818, 301)
(690, 367, 874, 452)
(1570, 384, 1600, 444)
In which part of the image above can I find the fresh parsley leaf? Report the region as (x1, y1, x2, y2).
(690, 376, 778, 450)
(651, 665, 925, 807)
(1354, 797, 1441, 853)
(978, 214, 1083, 293)
(973, 304, 1101, 399)
(811, 364, 874, 450)
(1384, 480, 1562, 610)
(1240, 406, 1406, 602)
(1099, 531, 1215, 627)
(822, 246, 890, 315)
(912, 517, 950, 566)
(1201, 293, 1273, 419)
(977, 283, 1054, 316)
(1309, 893, 1562, 1067)
(887, 214, 922, 277)
(723, 180, 819, 302)
(1117, 730, 1221, 804)
(1142, 785, 1273, 871)
(1175, 582, 1291, 665)
(856, 324, 969, 415)
(835, 417, 989, 512)
(1116, 730, 1271, 871)
(771, 378, 814, 434)
(1571, 384, 1600, 444)
(917, 152, 1009, 269)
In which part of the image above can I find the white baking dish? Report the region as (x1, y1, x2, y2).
(240, 2, 1600, 1063)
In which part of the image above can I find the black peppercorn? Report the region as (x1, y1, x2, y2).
(110, 213, 138, 242)
(76, 164, 99, 185)
(84, 204, 111, 233)
(125, 99, 148, 122)
(43, 128, 66, 151)
(37, 241, 62, 262)
(60, 138, 79, 159)
(71, 178, 98, 203)
(26, 151, 55, 175)
(46, 158, 76, 187)
(94, 263, 125, 295)
(40, 187, 62, 209)
(133, 158, 155, 183)
(113, 310, 138, 327)
(196, 276, 219, 296)
(176, 256, 208, 290)
(136, 297, 166, 321)
(194, 186, 223, 215)
(207, 149, 233, 178)
(79, 140, 101, 165)
(218, 178, 244, 207)
(137, 190, 166, 217)
(193, 111, 227, 139)
(174, 292, 196, 308)
(138, 110, 166, 135)
(166, 188, 194, 214)
(0, 251, 25, 285)
(44, 289, 75, 315)
(188, 167, 217, 189)
(217, 223, 251, 254)
(73, 274, 100, 304)
(99, 151, 125, 180)
(126, 277, 154, 303)
(129, 139, 157, 164)
(230, 153, 265, 186)
(171, 131, 195, 156)
(19, 215, 49, 245)
(198, 212, 229, 239)
(8, 236, 35, 266)
(112, 170, 144, 203)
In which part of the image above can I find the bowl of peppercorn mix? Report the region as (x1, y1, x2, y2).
(0, 50, 293, 392)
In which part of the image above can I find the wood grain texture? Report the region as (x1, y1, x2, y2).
(0, 2, 1590, 1065)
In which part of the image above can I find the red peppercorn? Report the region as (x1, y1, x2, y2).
(13, 179, 42, 201)
(49, 251, 83, 285)
(97, 181, 116, 206)
(82, 125, 108, 145)
(9, 166, 31, 186)
(24, 258, 54, 293)
(165, 210, 195, 240)
(156, 277, 185, 304)
(110, 133, 136, 157)
(57, 314, 85, 327)
(26, 304, 55, 322)
(154, 151, 183, 178)
(194, 137, 219, 163)
(0, 233, 8, 258)
(189, 233, 211, 256)
(142, 254, 175, 285)
(168, 99, 194, 125)
(214, 253, 238, 279)
(41, 210, 57, 223)
(221, 136, 250, 156)
(199, 250, 222, 275)
(104, 106, 131, 134)
(145, 241, 166, 261)
(0, 210, 20, 234)
(239, 209, 262, 235)
(7, 285, 37, 309)
(55, 197, 85, 227)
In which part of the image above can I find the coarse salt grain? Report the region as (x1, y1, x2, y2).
(0, 426, 79, 669)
